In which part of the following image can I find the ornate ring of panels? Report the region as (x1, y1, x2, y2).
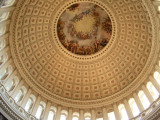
(9, 0, 160, 108)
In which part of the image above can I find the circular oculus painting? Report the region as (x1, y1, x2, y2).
(57, 2, 112, 55)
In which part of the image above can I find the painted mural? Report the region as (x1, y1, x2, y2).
(57, 3, 112, 55)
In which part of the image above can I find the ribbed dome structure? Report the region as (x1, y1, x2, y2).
(0, 0, 160, 120)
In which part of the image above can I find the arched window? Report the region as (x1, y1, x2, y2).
(128, 98, 140, 117)
(138, 90, 150, 109)
(0, 66, 12, 81)
(146, 82, 159, 100)
(118, 104, 129, 120)
(5, 76, 19, 94)
(15, 90, 23, 102)
(6, 79, 17, 93)
(0, 12, 9, 22)
(14, 86, 26, 103)
(108, 112, 116, 120)
(6, 80, 14, 91)
(35, 101, 46, 119)
(72, 112, 79, 120)
(60, 110, 68, 120)
(154, 71, 160, 85)
(47, 106, 56, 120)
(84, 113, 91, 120)
(36, 105, 43, 119)
(25, 94, 36, 113)
(47, 111, 54, 120)
(0, 68, 8, 80)
(0, 53, 8, 67)
(0, 26, 6, 36)
(25, 98, 33, 112)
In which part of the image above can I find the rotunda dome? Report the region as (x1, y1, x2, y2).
(0, 0, 160, 120)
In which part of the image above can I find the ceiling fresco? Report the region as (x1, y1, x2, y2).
(57, 3, 112, 55)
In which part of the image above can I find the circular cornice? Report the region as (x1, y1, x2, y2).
(9, 0, 160, 108)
